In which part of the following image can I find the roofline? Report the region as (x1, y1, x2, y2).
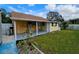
(10, 17, 49, 22)
(11, 11, 47, 20)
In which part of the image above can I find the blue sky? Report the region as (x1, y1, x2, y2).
(0, 4, 79, 20)
(0, 4, 46, 12)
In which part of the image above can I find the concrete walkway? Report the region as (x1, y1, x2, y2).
(2, 35, 14, 44)
(0, 40, 18, 54)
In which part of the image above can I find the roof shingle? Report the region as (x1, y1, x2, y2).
(10, 12, 48, 22)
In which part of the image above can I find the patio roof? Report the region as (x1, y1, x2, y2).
(10, 12, 49, 22)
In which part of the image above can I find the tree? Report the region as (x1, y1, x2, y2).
(61, 21, 68, 29)
(47, 11, 64, 22)
(47, 11, 68, 30)
(0, 8, 12, 23)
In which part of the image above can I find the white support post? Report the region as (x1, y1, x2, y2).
(46, 23, 49, 32)
(47, 22, 50, 32)
(36, 22, 38, 35)
(13, 21, 17, 40)
(49, 22, 51, 32)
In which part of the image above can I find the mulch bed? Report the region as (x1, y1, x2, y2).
(16, 39, 40, 54)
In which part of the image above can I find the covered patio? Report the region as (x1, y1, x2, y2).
(10, 12, 50, 40)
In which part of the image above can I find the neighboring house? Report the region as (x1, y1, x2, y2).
(0, 12, 60, 42)
(47, 12, 62, 31)
(69, 19, 79, 24)
(67, 19, 79, 30)
(49, 22, 60, 32)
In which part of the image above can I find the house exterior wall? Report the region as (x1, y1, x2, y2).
(15, 20, 48, 34)
(14, 21, 48, 40)
(16, 21, 28, 34)
(31, 24, 36, 32)
(38, 22, 47, 32)
(15, 21, 36, 34)
(50, 23, 60, 32)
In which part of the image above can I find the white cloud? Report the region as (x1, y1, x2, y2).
(9, 6, 20, 12)
(25, 10, 34, 15)
(45, 4, 56, 11)
(25, 10, 46, 18)
(36, 12, 46, 18)
(17, 6, 26, 11)
(57, 5, 79, 14)
(28, 10, 33, 13)
(28, 4, 35, 6)
(45, 4, 79, 20)
(57, 5, 79, 20)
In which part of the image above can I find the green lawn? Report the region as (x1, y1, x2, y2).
(31, 30, 79, 54)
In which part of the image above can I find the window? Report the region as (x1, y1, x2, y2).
(52, 23, 53, 26)
(55, 22, 57, 26)
(53, 22, 57, 26)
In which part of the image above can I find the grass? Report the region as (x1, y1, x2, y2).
(30, 30, 79, 54)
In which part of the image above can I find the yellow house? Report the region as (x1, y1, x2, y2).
(50, 22, 60, 32)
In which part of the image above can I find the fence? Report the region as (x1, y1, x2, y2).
(2, 23, 12, 35)
(67, 24, 79, 30)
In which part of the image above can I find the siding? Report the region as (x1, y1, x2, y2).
(50, 23, 60, 31)
(16, 21, 37, 34)
(31, 25, 36, 32)
(16, 21, 28, 34)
